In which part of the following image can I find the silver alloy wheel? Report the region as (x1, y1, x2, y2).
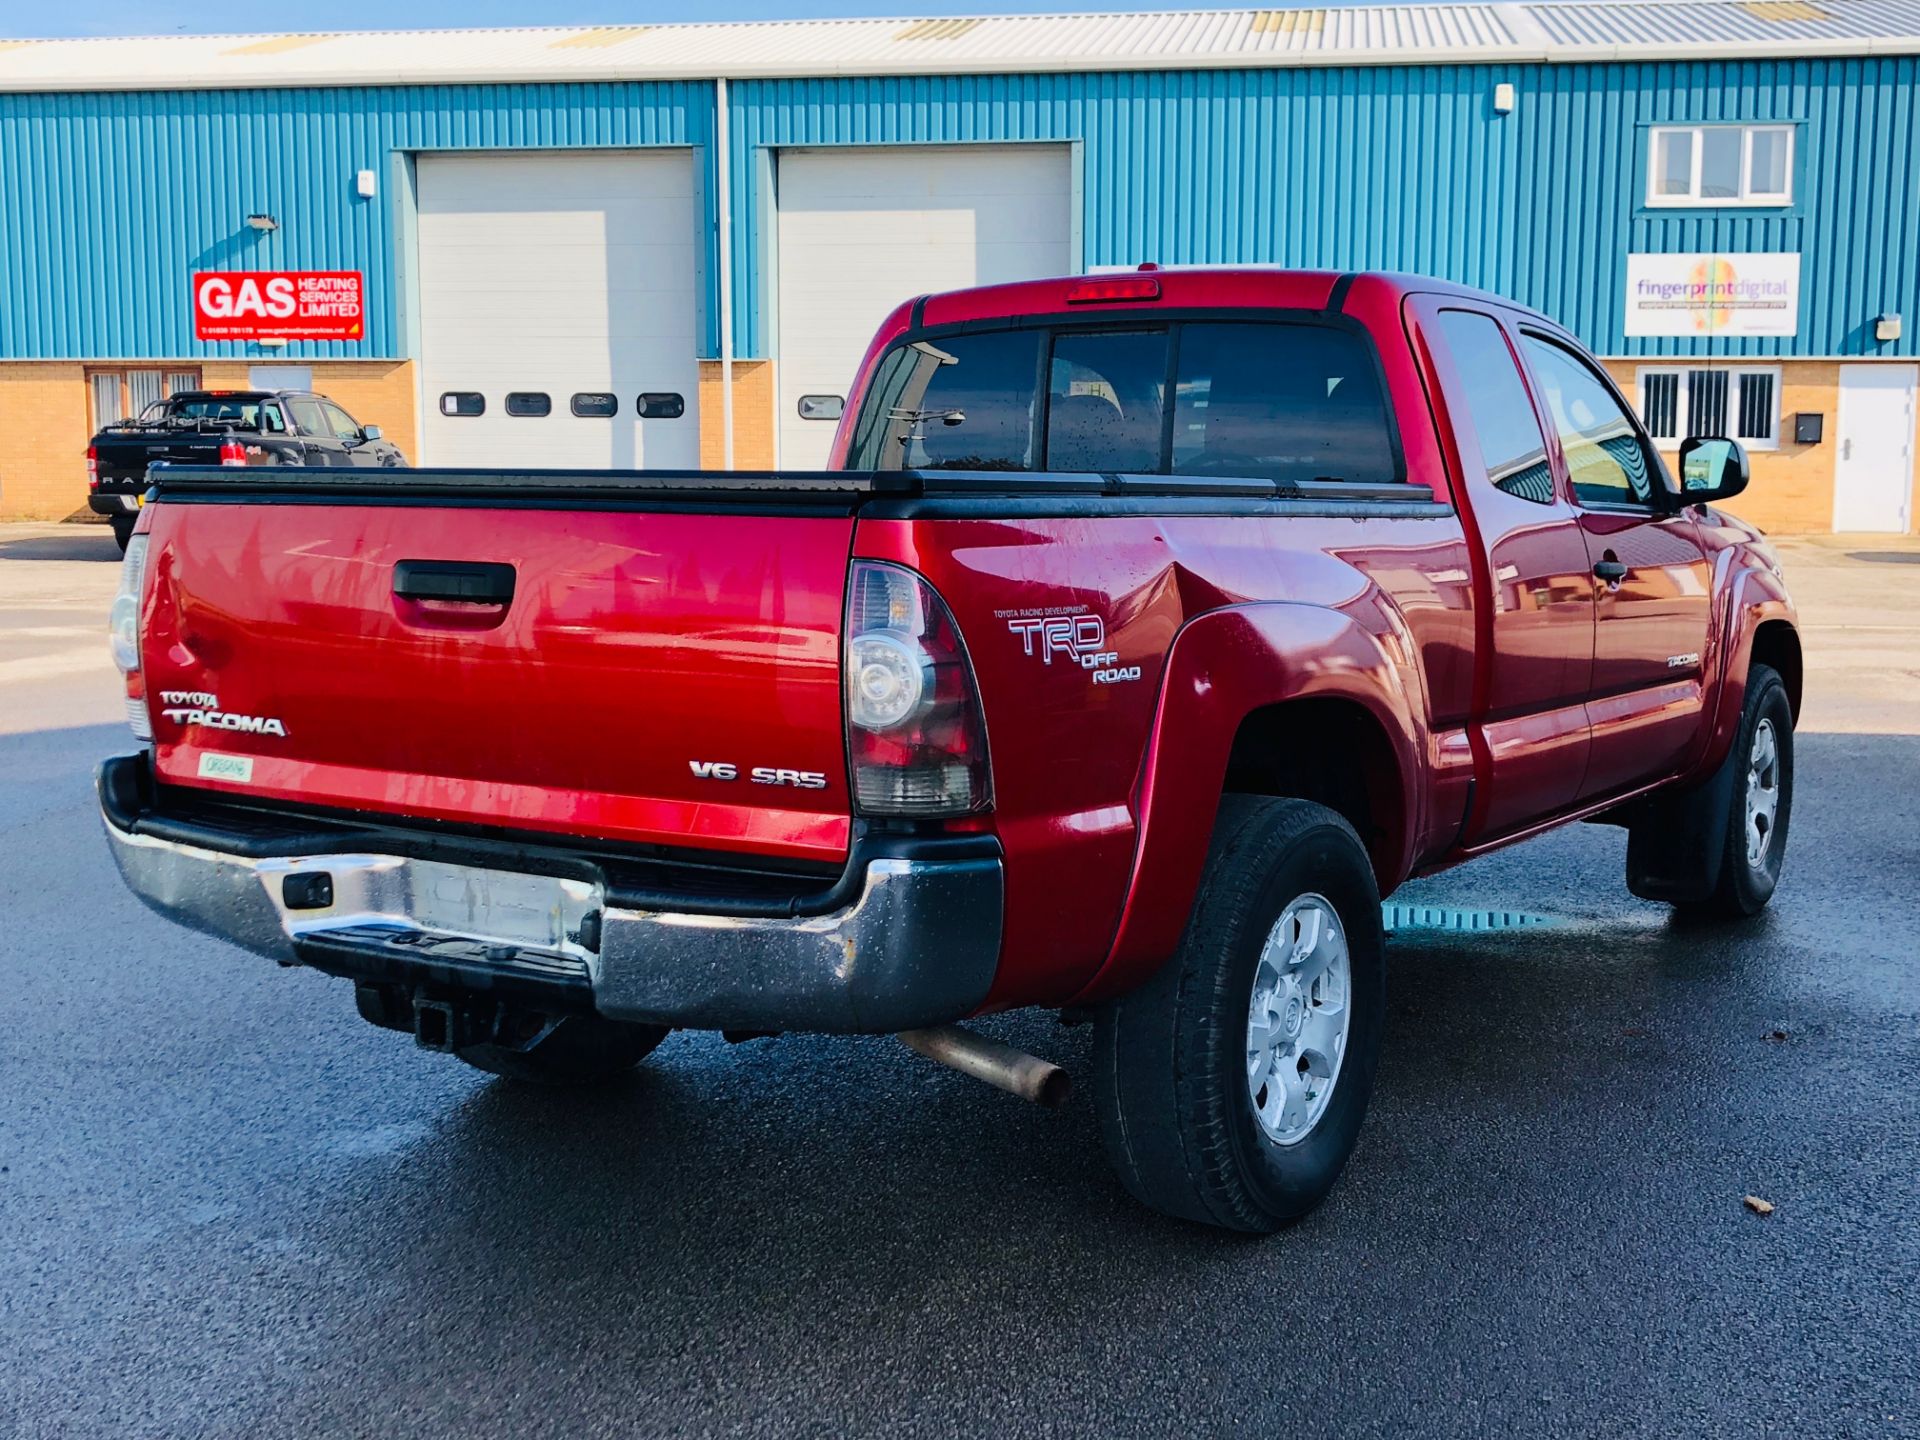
(1745, 717, 1781, 872)
(1246, 893, 1352, 1146)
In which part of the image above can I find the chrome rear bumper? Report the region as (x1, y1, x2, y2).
(98, 758, 1003, 1035)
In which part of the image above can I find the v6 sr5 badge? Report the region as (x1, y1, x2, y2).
(1005, 613, 1142, 686)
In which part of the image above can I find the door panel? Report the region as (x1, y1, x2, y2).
(1516, 333, 1714, 802)
(1833, 364, 1917, 533)
(1420, 302, 1595, 838)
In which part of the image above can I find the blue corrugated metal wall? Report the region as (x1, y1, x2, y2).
(2, 59, 1914, 363)
(727, 58, 1920, 361)
(0, 82, 706, 360)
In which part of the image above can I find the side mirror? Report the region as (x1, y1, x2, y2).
(361, 424, 383, 441)
(1676, 435, 1749, 504)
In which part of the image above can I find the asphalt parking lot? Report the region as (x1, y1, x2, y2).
(1, 521, 1915, 1438)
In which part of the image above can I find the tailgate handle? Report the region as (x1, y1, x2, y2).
(393, 560, 517, 605)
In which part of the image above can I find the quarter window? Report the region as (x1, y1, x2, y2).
(1522, 337, 1661, 508)
(1648, 125, 1793, 206)
(1637, 366, 1780, 450)
(1434, 311, 1556, 504)
(850, 330, 1043, 471)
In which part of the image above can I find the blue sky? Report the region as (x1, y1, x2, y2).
(7, 0, 1516, 41)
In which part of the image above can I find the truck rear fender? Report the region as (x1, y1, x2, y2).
(1069, 602, 1424, 1007)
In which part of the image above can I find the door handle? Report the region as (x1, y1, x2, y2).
(1593, 559, 1629, 583)
(393, 560, 517, 605)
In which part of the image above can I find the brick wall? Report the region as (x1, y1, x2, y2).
(0, 363, 92, 520)
(698, 359, 775, 470)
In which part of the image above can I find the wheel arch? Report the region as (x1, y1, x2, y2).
(1069, 602, 1426, 1008)
(1750, 618, 1803, 725)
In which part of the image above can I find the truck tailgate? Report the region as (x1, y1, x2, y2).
(138, 494, 856, 861)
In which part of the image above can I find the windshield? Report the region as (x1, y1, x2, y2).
(848, 319, 1398, 485)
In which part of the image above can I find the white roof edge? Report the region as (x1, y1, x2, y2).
(8, 43, 1920, 94)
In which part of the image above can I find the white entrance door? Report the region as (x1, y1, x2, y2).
(774, 145, 1073, 470)
(1833, 364, 1916, 532)
(416, 150, 700, 470)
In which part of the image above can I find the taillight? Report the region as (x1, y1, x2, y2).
(87, 443, 98, 490)
(844, 561, 991, 817)
(111, 536, 152, 740)
(218, 439, 246, 467)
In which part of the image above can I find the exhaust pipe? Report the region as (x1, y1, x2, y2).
(897, 1025, 1071, 1109)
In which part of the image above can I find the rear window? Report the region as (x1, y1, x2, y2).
(1171, 324, 1395, 485)
(167, 397, 266, 428)
(848, 319, 1396, 484)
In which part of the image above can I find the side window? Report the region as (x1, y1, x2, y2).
(287, 398, 329, 436)
(1172, 323, 1397, 485)
(321, 401, 363, 439)
(260, 403, 287, 434)
(1044, 329, 1167, 473)
(1521, 337, 1659, 508)
(849, 330, 1042, 471)
(1434, 311, 1556, 504)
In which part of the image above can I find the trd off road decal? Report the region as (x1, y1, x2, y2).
(1002, 611, 1141, 686)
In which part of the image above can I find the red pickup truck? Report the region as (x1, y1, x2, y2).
(99, 269, 1799, 1231)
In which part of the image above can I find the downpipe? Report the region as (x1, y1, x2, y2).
(897, 1025, 1071, 1109)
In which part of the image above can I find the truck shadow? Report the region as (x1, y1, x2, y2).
(0, 526, 119, 562)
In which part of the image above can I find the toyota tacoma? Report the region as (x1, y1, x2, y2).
(97, 269, 1799, 1230)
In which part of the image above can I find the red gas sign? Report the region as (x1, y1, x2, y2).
(192, 270, 365, 341)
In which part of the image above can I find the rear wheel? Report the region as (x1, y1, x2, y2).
(1093, 796, 1385, 1231)
(456, 1013, 669, 1087)
(109, 514, 135, 552)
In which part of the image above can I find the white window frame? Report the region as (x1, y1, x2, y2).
(1646, 124, 1794, 207)
(1636, 365, 1782, 452)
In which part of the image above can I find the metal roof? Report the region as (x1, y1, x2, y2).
(3, 1, 1920, 91)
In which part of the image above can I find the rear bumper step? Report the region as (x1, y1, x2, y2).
(98, 755, 1003, 1035)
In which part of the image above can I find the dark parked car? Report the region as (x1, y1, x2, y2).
(88, 389, 406, 549)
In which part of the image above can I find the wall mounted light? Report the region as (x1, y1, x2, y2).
(1875, 313, 1903, 343)
(254, 337, 289, 349)
(245, 213, 279, 233)
(356, 169, 377, 199)
(1494, 83, 1516, 114)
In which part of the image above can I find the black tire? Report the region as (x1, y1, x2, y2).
(457, 1013, 668, 1086)
(1093, 796, 1385, 1232)
(1627, 662, 1793, 918)
(109, 514, 135, 552)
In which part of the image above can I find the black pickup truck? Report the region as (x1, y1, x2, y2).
(88, 389, 406, 549)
